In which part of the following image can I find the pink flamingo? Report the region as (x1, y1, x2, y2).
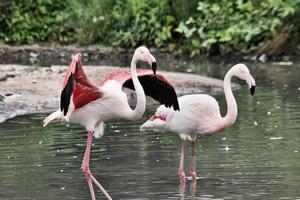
(141, 63, 256, 181)
(43, 46, 179, 200)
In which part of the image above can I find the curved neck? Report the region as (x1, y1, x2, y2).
(128, 54, 146, 120)
(222, 69, 238, 128)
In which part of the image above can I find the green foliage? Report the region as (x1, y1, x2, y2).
(66, 0, 175, 47)
(0, 0, 299, 55)
(0, 0, 70, 44)
(66, 0, 114, 44)
(108, 0, 174, 47)
(175, 0, 300, 55)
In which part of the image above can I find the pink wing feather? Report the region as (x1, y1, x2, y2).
(61, 53, 102, 115)
(99, 68, 154, 86)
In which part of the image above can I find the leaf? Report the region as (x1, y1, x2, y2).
(185, 27, 196, 38)
(210, 4, 220, 14)
(192, 39, 200, 47)
(166, 15, 174, 24)
(202, 38, 217, 47)
(175, 22, 187, 33)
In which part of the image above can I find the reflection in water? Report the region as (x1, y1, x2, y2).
(179, 180, 186, 200)
(190, 180, 196, 199)
(179, 179, 197, 200)
(0, 61, 300, 199)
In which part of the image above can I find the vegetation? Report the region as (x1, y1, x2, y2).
(0, 0, 299, 55)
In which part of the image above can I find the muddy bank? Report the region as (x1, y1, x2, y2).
(0, 44, 178, 66)
(0, 64, 227, 123)
(0, 44, 298, 68)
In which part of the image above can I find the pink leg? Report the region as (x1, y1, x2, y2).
(189, 140, 197, 180)
(81, 131, 112, 200)
(178, 140, 186, 180)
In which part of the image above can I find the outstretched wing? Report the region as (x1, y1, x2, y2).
(100, 68, 179, 110)
(123, 73, 179, 111)
(61, 53, 102, 116)
(99, 69, 151, 86)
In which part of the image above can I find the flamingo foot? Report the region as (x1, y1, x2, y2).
(82, 166, 96, 200)
(82, 166, 112, 200)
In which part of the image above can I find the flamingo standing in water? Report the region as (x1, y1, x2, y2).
(43, 46, 179, 200)
(141, 63, 256, 181)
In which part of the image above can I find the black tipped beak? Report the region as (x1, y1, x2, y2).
(250, 85, 255, 96)
(152, 62, 157, 75)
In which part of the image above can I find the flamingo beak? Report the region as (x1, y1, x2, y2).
(152, 61, 157, 75)
(250, 86, 255, 96)
(144, 53, 157, 75)
(71, 53, 82, 73)
(74, 52, 82, 62)
(246, 74, 256, 96)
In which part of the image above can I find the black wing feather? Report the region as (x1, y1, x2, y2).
(123, 75, 180, 111)
(60, 73, 74, 115)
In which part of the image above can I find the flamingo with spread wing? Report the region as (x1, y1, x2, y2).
(43, 46, 179, 200)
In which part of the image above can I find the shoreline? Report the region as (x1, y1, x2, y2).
(0, 44, 297, 68)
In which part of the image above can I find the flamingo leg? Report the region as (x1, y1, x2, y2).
(189, 140, 197, 180)
(178, 140, 186, 180)
(81, 131, 112, 200)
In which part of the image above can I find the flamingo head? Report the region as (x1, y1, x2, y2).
(232, 63, 256, 96)
(135, 46, 157, 75)
(71, 52, 83, 73)
(73, 52, 82, 62)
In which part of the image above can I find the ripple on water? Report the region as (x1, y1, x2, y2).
(1, 62, 300, 199)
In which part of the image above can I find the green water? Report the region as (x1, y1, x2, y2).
(0, 61, 299, 199)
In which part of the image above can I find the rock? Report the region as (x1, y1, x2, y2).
(0, 74, 7, 81)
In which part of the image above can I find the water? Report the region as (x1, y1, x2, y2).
(0, 60, 300, 199)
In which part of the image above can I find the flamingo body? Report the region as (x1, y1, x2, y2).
(143, 94, 224, 140)
(141, 63, 256, 181)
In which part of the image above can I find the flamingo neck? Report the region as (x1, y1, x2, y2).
(128, 55, 146, 120)
(222, 69, 238, 128)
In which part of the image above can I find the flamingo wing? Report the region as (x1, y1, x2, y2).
(99, 69, 150, 86)
(100, 69, 179, 110)
(61, 53, 103, 116)
(124, 72, 179, 111)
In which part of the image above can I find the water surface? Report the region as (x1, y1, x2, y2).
(0, 61, 300, 199)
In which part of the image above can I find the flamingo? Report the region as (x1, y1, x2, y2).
(140, 63, 256, 181)
(43, 46, 179, 200)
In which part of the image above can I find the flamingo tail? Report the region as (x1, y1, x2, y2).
(43, 109, 63, 127)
